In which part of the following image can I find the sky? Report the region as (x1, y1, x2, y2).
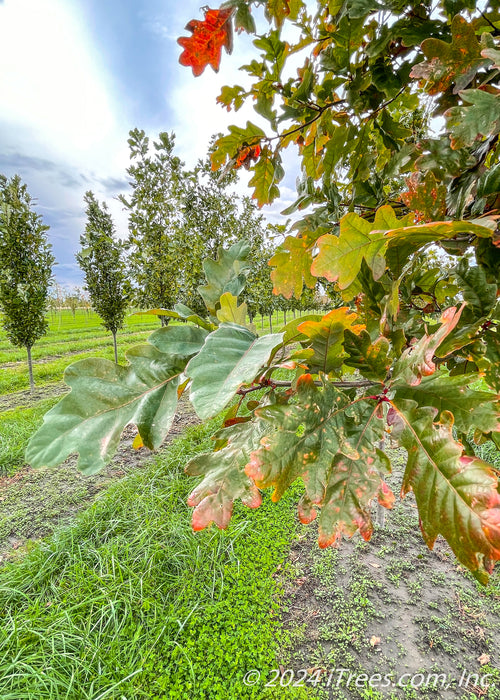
(0, 0, 299, 285)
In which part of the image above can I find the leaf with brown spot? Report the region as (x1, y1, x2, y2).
(298, 307, 364, 374)
(390, 398, 500, 584)
(248, 376, 394, 547)
(410, 16, 487, 95)
(392, 371, 500, 434)
(186, 421, 265, 531)
(392, 305, 465, 386)
(401, 171, 447, 222)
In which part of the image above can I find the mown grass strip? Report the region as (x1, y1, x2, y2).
(0, 398, 60, 475)
(0, 420, 305, 699)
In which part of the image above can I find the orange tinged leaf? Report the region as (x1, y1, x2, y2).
(178, 7, 234, 77)
(132, 433, 144, 450)
(235, 144, 261, 169)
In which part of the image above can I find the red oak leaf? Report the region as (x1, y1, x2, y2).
(178, 7, 234, 77)
(235, 144, 261, 169)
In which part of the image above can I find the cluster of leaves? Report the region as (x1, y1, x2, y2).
(27, 1, 500, 584)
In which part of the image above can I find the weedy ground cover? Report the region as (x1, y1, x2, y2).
(0, 420, 305, 700)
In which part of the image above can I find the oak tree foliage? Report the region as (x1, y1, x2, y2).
(77, 191, 130, 363)
(0, 175, 54, 392)
(27, 0, 500, 583)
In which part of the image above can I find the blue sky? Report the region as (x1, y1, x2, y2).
(0, 0, 297, 285)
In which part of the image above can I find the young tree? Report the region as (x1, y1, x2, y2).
(0, 174, 54, 392)
(77, 191, 130, 363)
(28, 1, 500, 584)
(244, 237, 277, 329)
(119, 130, 185, 325)
(64, 287, 80, 319)
(180, 159, 266, 316)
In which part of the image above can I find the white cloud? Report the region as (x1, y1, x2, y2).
(0, 0, 129, 172)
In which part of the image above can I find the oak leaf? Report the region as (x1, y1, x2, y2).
(178, 7, 234, 77)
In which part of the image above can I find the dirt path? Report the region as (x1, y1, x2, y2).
(0, 382, 68, 411)
(279, 449, 500, 698)
(0, 398, 198, 563)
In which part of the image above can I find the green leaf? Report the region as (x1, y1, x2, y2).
(249, 146, 284, 206)
(234, 3, 256, 33)
(148, 324, 208, 357)
(482, 47, 500, 69)
(389, 399, 500, 583)
(217, 84, 247, 111)
(265, 0, 292, 27)
(186, 324, 283, 419)
(392, 371, 500, 433)
(478, 328, 500, 392)
(211, 121, 266, 170)
(249, 375, 393, 545)
(136, 309, 214, 332)
(410, 15, 487, 95)
(343, 330, 391, 381)
(186, 421, 264, 530)
(216, 292, 248, 325)
(453, 259, 497, 318)
(26, 345, 184, 473)
(446, 89, 500, 150)
(392, 305, 465, 385)
(269, 234, 316, 299)
(385, 218, 495, 274)
(477, 163, 500, 199)
(198, 239, 251, 315)
(280, 314, 323, 345)
(312, 206, 412, 289)
(297, 308, 364, 374)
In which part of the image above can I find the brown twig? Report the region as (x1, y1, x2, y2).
(236, 379, 380, 397)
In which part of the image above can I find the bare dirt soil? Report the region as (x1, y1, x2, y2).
(279, 449, 500, 700)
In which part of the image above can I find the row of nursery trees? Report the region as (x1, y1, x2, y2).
(0, 130, 333, 389)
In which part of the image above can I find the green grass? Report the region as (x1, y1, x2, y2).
(0, 398, 60, 475)
(0, 309, 315, 396)
(0, 420, 305, 700)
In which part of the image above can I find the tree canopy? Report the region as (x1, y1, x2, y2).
(27, 0, 500, 584)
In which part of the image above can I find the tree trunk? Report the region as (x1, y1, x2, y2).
(112, 331, 118, 364)
(249, 310, 254, 323)
(283, 310, 287, 325)
(293, 309, 296, 319)
(269, 314, 273, 333)
(159, 315, 170, 327)
(27, 345, 34, 393)
(261, 315, 264, 330)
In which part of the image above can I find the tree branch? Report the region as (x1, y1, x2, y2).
(236, 379, 381, 396)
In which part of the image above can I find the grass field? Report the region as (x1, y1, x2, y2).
(0, 307, 309, 474)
